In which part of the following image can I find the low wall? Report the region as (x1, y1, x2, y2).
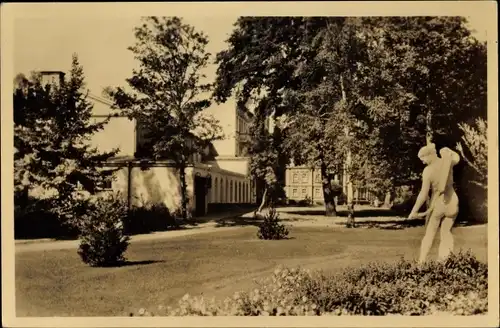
(110, 164, 194, 215)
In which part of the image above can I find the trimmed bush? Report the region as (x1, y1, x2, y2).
(257, 208, 289, 240)
(132, 250, 487, 316)
(77, 194, 130, 267)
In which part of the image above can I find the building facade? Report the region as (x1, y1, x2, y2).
(26, 70, 258, 217)
(285, 165, 376, 205)
(85, 91, 258, 217)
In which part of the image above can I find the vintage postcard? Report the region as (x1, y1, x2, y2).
(1, 1, 498, 327)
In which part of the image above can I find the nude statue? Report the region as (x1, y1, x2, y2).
(408, 143, 460, 264)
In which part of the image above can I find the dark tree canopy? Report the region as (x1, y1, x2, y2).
(214, 16, 487, 213)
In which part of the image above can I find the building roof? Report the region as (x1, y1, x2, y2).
(88, 94, 114, 107)
(39, 70, 66, 75)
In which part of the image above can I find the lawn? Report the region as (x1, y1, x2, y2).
(16, 224, 487, 317)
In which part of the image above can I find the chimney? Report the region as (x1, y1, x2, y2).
(39, 71, 65, 88)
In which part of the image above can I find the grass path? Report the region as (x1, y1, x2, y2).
(15, 223, 487, 317)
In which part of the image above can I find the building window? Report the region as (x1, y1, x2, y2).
(301, 188, 307, 196)
(292, 189, 298, 197)
(315, 173, 321, 183)
(315, 188, 321, 198)
(97, 179, 113, 191)
(292, 173, 299, 183)
(301, 173, 308, 183)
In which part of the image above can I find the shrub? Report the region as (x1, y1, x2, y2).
(132, 250, 487, 316)
(297, 196, 312, 207)
(124, 202, 178, 235)
(273, 198, 288, 206)
(77, 193, 130, 267)
(391, 185, 420, 216)
(14, 191, 79, 239)
(257, 208, 289, 240)
(331, 181, 343, 197)
(456, 118, 487, 192)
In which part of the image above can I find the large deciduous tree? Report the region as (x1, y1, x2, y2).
(215, 16, 487, 217)
(213, 17, 309, 209)
(14, 54, 119, 225)
(282, 18, 371, 215)
(348, 17, 487, 199)
(107, 16, 222, 219)
(214, 17, 350, 215)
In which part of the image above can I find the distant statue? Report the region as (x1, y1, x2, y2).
(408, 143, 460, 264)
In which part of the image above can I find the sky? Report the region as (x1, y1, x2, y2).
(13, 14, 489, 99)
(14, 15, 238, 98)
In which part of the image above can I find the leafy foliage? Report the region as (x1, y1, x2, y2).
(213, 17, 322, 200)
(214, 17, 357, 215)
(348, 17, 487, 189)
(14, 54, 119, 225)
(77, 193, 130, 267)
(14, 193, 79, 239)
(106, 16, 223, 219)
(257, 208, 289, 240)
(456, 118, 488, 190)
(214, 17, 487, 213)
(124, 202, 179, 235)
(133, 250, 487, 316)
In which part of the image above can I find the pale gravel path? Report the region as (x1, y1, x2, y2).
(15, 222, 243, 253)
(15, 205, 472, 253)
(14, 208, 256, 253)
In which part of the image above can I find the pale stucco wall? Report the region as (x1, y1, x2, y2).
(111, 165, 195, 214)
(210, 157, 250, 176)
(205, 99, 237, 156)
(90, 116, 136, 157)
(89, 95, 136, 157)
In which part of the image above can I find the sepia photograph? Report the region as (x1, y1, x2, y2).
(1, 1, 498, 327)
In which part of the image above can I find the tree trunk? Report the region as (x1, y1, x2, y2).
(320, 160, 337, 217)
(257, 187, 268, 213)
(426, 103, 433, 144)
(179, 165, 188, 220)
